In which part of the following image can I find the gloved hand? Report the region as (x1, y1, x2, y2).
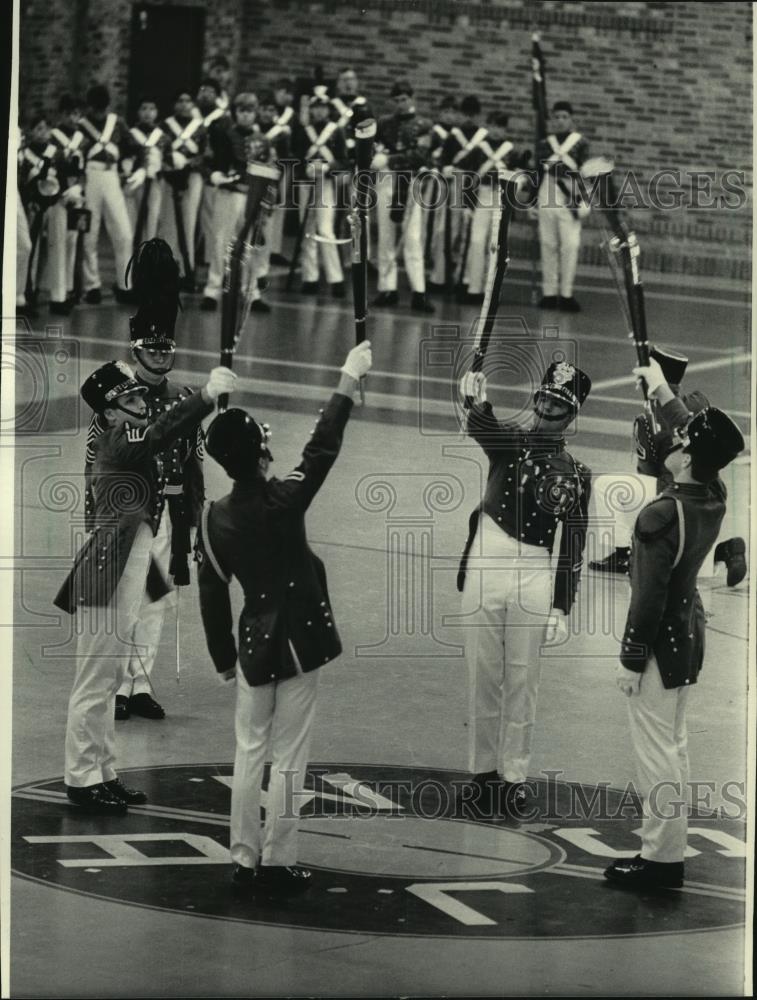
(172, 150, 188, 171)
(203, 366, 237, 402)
(210, 170, 230, 187)
(633, 357, 667, 397)
(544, 610, 568, 645)
(371, 151, 388, 170)
(218, 667, 237, 687)
(62, 183, 83, 205)
(526, 204, 539, 223)
(442, 164, 455, 178)
(125, 167, 146, 192)
(121, 156, 135, 177)
(459, 371, 487, 404)
(615, 663, 642, 697)
(340, 341, 373, 381)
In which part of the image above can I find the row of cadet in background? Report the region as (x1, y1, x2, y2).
(16, 63, 590, 320)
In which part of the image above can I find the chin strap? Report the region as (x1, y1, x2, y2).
(115, 401, 148, 420)
(134, 346, 175, 376)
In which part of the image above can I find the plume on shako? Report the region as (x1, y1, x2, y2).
(126, 237, 181, 353)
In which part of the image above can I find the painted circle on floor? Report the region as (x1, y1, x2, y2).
(11, 762, 747, 939)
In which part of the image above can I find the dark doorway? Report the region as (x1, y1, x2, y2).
(128, 4, 206, 120)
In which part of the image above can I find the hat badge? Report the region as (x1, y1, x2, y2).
(552, 361, 575, 386)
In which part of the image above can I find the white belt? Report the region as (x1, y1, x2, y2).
(162, 484, 184, 496)
(86, 161, 116, 172)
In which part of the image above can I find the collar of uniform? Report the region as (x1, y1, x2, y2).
(664, 481, 711, 498)
(136, 374, 168, 395)
(230, 476, 266, 496)
(522, 434, 566, 455)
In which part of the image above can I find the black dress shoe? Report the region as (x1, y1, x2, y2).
(301, 281, 319, 295)
(330, 281, 346, 299)
(410, 292, 435, 313)
(425, 281, 446, 295)
(714, 537, 747, 587)
(604, 855, 684, 889)
(457, 770, 499, 820)
(113, 285, 136, 305)
(66, 784, 128, 816)
(589, 547, 631, 575)
(496, 780, 529, 818)
(128, 693, 165, 719)
(16, 302, 39, 319)
(49, 300, 74, 316)
(373, 290, 398, 307)
(114, 695, 130, 721)
(270, 253, 290, 266)
(179, 275, 196, 293)
(538, 295, 558, 309)
(255, 865, 312, 896)
(250, 299, 271, 313)
(558, 295, 581, 312)
(231, 864, 257, 890)
(104, 778, 148, 805)
(84, 288, 102, 305)
(200, 297, 218, 311)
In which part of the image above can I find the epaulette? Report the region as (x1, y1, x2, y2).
(634, 495, 678, 543)
(124, 423, 148, 444)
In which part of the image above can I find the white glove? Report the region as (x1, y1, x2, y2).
(341, 341, 373, 381)
(577, 202, 591, 221)
(172, 150, 188, 170)
(544, 610, 568, 645)
(371, 151, 388, 170)
(632, 357, 667, 397)
(526, 204, 539, 223)
(62, 184, 83, 205)
(615, 663, 642, 697)
(218, 667, 237, 687)
(204, 366, 237, 402)
(145, 147, 162, 177)
(121, 156, 135, 177)
(125, 167, 146, 192)
(459, 371, 487, 404)
(442, 164, 455, 178)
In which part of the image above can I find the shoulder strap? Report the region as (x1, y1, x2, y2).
(200, 502, 231, 583)
(672, 497, 685, 568)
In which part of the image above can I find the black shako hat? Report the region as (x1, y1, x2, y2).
(80, 361, 148, 413)
(205, 408, 273, 476)
(535, 360, 591, 411)
(650, 346, 688, 387)
(126, 238, 180, 352)
(680, 407, 744, 470)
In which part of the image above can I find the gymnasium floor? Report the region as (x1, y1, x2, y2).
(7, 242, 753, 996)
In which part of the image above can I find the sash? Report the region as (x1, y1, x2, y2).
(200, 502, 230, 583)
(50, 128, 84, 156)
(432, 124, 449, 141)
(23, 146, 57, 178)
(451, 126, 488, 165)
(305, 121, 338, 162)
(203, 108, 225, 128)
(266, 122, 289, 141)
(276, 105, 294, 128)
(477, 139, 514, 177)
(129, 126, 163, 148)
(165, 116, 202, 155)
(545, 131, 583, 172)
(80, 113, 119, 161)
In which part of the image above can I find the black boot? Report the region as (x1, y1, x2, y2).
(330, 281, 346, 299)
(538, 295, 558, 309)
(410, 292, 435, 314)
(301, 281, 319, 295)
(200, 297, 218, 311)
(589, 547, 630, 575)
(114, 695, 130, 721)
(66, 783, 128, 816)
(713, 537, 747, 587)
(49, 300, 74, 316)
(558, 295, 581, 312)
(604, 855, 684, 889)
(128, 693, 165, 719)
(104, 778, 148, 805)
(373, 290, 398, 307)
(457, 770, 499, 820)
(255, 865, 312, 896)
(250, 299, 271, 313)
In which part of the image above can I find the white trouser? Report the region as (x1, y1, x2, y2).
(125, 178, 163, 245)
(427, 176, 463, 286)
(120, 513, 175, 697)
(466, 183, 498, 294)
(198, 183, 217, 264)
(592, 472, 657, 551)
(65, 522, 154, 787)
(375, 171, 425, 293)
(203, 189, 261, 302)
(299, 176, 343, 285)
(17, 201, 32, 305)
(44, 201, 77, 303)
(627, 655, 691, 863)
(231, 667, 319, 869)
(461, 514, 554, 783)
(82, 165, 134, 292)
(538, 180, 582, 298)
(158, 171, 203, 275)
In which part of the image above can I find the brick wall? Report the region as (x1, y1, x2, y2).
(18, 0, 752, 281)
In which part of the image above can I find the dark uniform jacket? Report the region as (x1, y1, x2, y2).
(55, 390, 212, 614)
(196, 393, 353, 687)
(291, 119, 349, 180)
(78, 112, 136, 169)
(535, 129, 590, 214)
(49, 122, 86, 189)
(376, 110, 433, 174)
(161, 114, 207, 189)
(634, 389, 709, 484)
(330, 94, 373, 158)
(18, 138, 67, 212)
(621, 396, 726, 689)
(457, 401, 592, 615)
(206, 122, 266, 192)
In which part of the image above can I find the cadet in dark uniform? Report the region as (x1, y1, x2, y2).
(54, 360, 236, 814)
(606, 357, 744, 889)
(48, 95, 86, 315)
(426, 95, 460, 291)
(535, 100, 590, 312)
(196, 341, 373, 897)
(124, 96, 167, 245)
(457, 361, 592, 817)
(373, 80, 434, 312)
